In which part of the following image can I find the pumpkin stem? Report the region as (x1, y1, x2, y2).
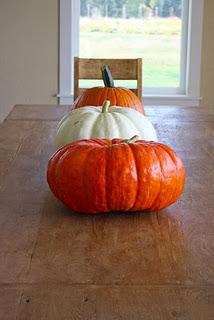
(124, 135, 140, 144)
(102, 100, 110, 113)
(101, 65, 115, 88)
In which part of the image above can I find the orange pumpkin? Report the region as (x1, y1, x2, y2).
(47, 136, 185, 214)
(72, 65, 144, 114)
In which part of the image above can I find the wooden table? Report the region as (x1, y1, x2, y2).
(0, 105, 214, 319)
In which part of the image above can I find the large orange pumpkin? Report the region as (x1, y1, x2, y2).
(72, 66, 144, 114)
(47, 136, 185, 214)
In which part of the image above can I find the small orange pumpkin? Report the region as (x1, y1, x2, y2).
(72, 66, 144, 114)
(47, 136, 185, 214)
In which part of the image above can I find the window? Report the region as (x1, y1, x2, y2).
(80, 0, 184, 93)
(59, 0, 204, 106)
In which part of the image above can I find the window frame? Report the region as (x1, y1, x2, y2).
(58, 0, 204, 106)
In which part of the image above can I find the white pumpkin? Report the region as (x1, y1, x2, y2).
(54, 100, 157, 149)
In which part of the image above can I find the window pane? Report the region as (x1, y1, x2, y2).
(79, 0, 183, 88)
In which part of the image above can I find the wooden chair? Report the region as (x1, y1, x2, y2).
(74, 57, 142, 101)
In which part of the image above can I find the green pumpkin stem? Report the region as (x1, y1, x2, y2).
(125, 135, 140, 144)
(101, 65, 115, 88)
(102, 100, 110, 113)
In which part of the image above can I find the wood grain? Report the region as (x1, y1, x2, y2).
(76, 58, 141, 80)
(0, 287, 22, 320)
(0, 105, 214, 319)
(14, 285, 214, 320)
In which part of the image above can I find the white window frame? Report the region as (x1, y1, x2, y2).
(58, 0, 204, 106)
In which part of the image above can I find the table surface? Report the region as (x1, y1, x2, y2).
(0, 104, 214, 320)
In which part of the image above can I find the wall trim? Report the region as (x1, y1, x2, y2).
(59, 0, 79, 101)
(57, 93, 202, 107)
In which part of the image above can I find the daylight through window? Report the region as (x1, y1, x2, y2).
(79, 0, 185, 90)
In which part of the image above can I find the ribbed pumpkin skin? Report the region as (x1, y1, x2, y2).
(72, 87, 144, 114)
(47, 139, 185, 214)
(54, 105, 157, 149)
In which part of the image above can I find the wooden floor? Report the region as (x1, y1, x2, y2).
(0, 105, 214, 320)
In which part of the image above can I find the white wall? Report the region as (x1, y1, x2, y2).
(200, 0, 214, 108)
(0, 0, 58, 122)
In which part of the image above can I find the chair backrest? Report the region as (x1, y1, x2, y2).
(74, 57, 142, 101)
